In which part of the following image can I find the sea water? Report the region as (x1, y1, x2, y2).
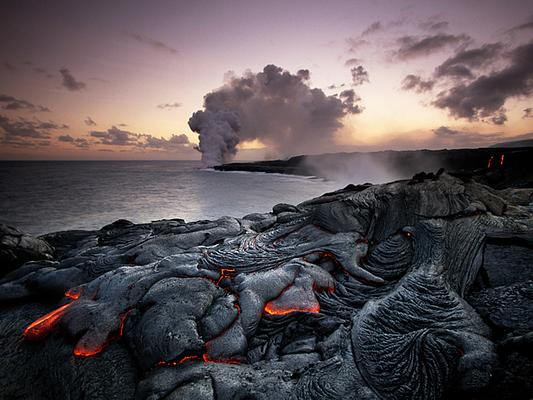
(0, 160, 342, 236)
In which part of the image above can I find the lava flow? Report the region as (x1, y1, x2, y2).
(216, 267, 236, 286)
(23, 302, 73, 341)
(73, 343, 105, 358)
(263, 302, 320, 315)
(202, 353, 241, 364)
(157, 355, 201, 366)
(487, 156, 494, 169)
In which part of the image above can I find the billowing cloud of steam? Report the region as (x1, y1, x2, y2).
(189, 64, 362, 166)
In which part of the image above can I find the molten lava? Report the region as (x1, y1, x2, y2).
(216, 267, 236, 285)
(73, 344, 105, 358)
(157, 355, 200, 366)
(64, 289, 81, 300)
(487, 156, 494, 169)
(23, 302, 73, 341)
(263, 302, 320, 315)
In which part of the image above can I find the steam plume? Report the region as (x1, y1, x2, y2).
(189, 64, 361, 166)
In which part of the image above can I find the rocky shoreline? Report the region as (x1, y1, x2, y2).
(1, 172, 532, 399)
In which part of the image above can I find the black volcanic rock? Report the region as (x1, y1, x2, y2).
(0, 223, 54, 276)
(0, 174, 532, 400)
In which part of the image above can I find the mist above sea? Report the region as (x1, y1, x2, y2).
(0, 160, 341, 236)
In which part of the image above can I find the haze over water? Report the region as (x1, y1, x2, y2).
(0, 161, 341, 236)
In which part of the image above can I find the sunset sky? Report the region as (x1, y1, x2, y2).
(1, 0, 532, 160)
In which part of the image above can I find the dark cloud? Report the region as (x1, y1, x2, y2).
(60, 68, 86, 91)
(3, 62, 17, 72)
(189, 64, 363, 166)
(157, 102, 181, 110)
(0, 94, 50, 112)
(434, 43, 503, 79)
(433, 126, 460, 136)
(57, 134, 90, 148)
(490, 111, 507, 125)
(507, 15, 533, 33)
(327, 83, 346, 90)
(33, 67, 54, 79)
(346, 37, 368, 52)
(432, 42, 533, 124)
(401, 74, 435, 93)
(361, 21, 382, 36)
(344, 58, 362, 67)
(350, 66, 369, 86)
(0, 114, 66, 147)
(523, 108, 533, 118)
(84, 116, 97, 126)
(90, 126, 190, 151)
(339, 89, 363, 114)
(394, 34, 470, 60)
(419, 17, 449, 32)
(128, 32, 178, 55)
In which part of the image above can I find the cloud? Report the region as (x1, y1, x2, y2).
(346, 37, 368, 52)
(507, 14, 533, 33)
(339, 89, 363, 113)
(350, 65, 369, 86)
(189, 64, 363, 166)
(394, 34, 470, 60)
(84, 116, 97, 126)
(157, 102, 181, 110)
(33, 67, 54, 79)
(0, 94, 50, 112)
(57, 134, 90, 148)
(523, 108, 533, 118)
(418, 17, 449, 32)
(344, 58, 362, 67)
(60, 68, 86, 91)
(3, 62, 17, 72)
(327, 83, 346, 90)
(361, 21, 382, 36)
(0, 114, 67, 147)
(432, 42, 533, 124)
(90, 126, 190, 151)
(128, 32, 178, 54)
(434, 43, 503, 79)
(401, 74, 435, 93)
(433, 126, 460, 136)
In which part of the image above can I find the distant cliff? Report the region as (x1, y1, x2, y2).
(215, 147, 533, 189)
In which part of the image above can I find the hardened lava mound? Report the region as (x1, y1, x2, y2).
(0, 173, 532, 400)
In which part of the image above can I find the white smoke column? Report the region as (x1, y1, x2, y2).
(188, 110, 241, 167)
(189, 64, 363, 166)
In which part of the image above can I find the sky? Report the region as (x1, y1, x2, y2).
(0, 0, 532, 160)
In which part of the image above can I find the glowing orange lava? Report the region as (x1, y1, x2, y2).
(263, 302, 320, 315)
(73, 343, 105, 358)
(487, 156, 494, 169)
(23, 302, 73, 341)
(216, 267, 236, 286)
(157, 355, 200, 366)
(64, 289, 81, 300)
(118, 310, 132, 337)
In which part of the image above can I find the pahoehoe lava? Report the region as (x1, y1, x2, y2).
(0, 172, 532, 399)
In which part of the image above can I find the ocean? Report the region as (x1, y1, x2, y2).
(0, 161, 342, 236)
